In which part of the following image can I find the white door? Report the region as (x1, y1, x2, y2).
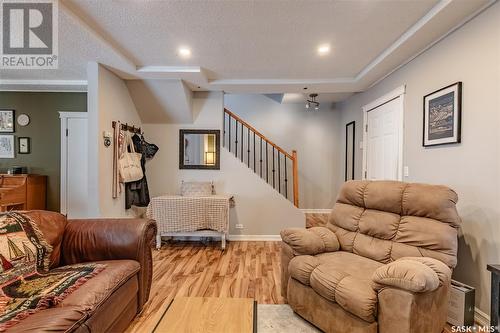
(60, 112, 88, 218)
(364, 97, 403, 180)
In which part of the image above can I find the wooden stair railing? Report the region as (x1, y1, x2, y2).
(223, 108, 299, 207)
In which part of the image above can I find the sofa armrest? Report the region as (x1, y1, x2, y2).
(372, 257, 452, 293)
(61, 218, 157, 311)
(280, 227, 339, 256)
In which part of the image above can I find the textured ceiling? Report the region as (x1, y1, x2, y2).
(60, 0, 438, 79)
(0, 0, 495, 97)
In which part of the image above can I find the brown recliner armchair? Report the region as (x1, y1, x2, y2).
(8, 211, 157, 333)
(281, 180, 461, 333)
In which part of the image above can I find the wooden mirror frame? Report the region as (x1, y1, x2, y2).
(179, 129, 220, 170)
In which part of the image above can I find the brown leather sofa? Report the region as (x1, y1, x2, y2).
(281, 180, 461, 333)
(7, 211, 157, 333)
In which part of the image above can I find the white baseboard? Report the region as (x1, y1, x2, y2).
(474, 307, 490, 327)
(301, 209, 331, 214)
(160, 234, 281, 242)
(228, 235, 281, 241)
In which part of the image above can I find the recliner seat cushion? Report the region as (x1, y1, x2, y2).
(289, 251, 382, 323)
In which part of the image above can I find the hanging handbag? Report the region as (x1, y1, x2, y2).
(118, 133, 143, 183)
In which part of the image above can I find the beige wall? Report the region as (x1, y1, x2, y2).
(143, 92, 305, 236)
(225, 94, 342, 209)
(87, 63, 142, 217)
(338, 3, 500, 314)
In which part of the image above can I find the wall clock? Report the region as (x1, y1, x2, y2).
(17, 114, 30, 126)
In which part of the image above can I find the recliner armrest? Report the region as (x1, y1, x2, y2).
(372, 257, 452, 293)
(280, 227, 339, 255)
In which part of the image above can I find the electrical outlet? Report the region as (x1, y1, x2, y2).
(235, 224, 244, 229)
(404, 166, 409, 177)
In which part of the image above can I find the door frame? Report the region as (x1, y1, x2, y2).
(59, 111, 88, 215)
(362, 85, 405, 181)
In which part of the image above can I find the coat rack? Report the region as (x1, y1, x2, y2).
(112, 121, 142, 134)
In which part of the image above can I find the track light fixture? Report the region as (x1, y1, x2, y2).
(305, 93, 320, 110)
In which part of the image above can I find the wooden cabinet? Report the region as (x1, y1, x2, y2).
(0, 174, 47, 212)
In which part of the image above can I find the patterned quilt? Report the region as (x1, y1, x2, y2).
(0, 212, 105, 331)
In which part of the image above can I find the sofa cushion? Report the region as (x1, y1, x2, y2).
(58, 259, 140, 312)
(5, 306, 87, 333)
(290, 251, 382, 323)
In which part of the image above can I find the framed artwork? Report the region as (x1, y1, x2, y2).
(345, 121, 355, 181)
(423, 82, 462, 147)
(18, 137, 30, 154)
(0, 110, 15, 133)
(0, 135, 15, 158)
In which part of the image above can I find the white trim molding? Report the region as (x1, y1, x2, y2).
(362, 85, 406, 113)
(59, 112, 88, 216)
(474, 307, 490, 327)
(227, 235, 281, 241)
(362, 85, 406, 181)
(0, 79, 88, 86)
(301, 209, 331, 214)
(137, 66, 202, 73)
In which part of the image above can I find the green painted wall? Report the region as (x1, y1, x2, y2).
(0, 92, 87, 211)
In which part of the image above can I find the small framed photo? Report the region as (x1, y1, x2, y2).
(0, 110, 15, 133)
(423, 82, 462, 147)
(0, 135, 15, 158)
(18, 137, 30, 154)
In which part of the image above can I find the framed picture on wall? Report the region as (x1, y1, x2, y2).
(18, 137, 30, 154)
(423, 82, 462, 147)
(0, 135, 15, 158)
(0, 110, 15, 133)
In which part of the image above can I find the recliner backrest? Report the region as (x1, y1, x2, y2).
(328, 180, 461, 268)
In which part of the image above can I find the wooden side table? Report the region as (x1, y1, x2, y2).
(487, 264, 499, 332)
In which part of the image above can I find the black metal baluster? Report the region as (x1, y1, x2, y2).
(228, 116, 231, 153)
(247, 127, 250, 167)
(235, 120, 238, 158)
(223, 112, 226, 147)
(253, 132, 256, 172)
(266, 142, 269, 183)
(240, 123, 244, 162)
(260, 138, 263, 177)
(278, 152, 281, 194)
(272, 147, 275, 189)
(284, 156, 288, 199)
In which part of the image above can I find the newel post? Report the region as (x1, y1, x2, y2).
(292, 150, 299, 207)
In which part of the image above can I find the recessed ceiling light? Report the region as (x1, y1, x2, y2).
(317, 44, 330, 56)
(178, 47, 191, 58)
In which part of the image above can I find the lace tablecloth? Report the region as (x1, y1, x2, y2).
(146, 195, 233, 234)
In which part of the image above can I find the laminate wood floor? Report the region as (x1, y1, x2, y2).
(126, 241, 282, 333)
(126, 240, 455, 333)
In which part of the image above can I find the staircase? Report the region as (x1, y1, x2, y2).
(223, 108, 299, 207)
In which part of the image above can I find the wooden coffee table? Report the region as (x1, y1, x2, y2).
(153, 297, 256, 333)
